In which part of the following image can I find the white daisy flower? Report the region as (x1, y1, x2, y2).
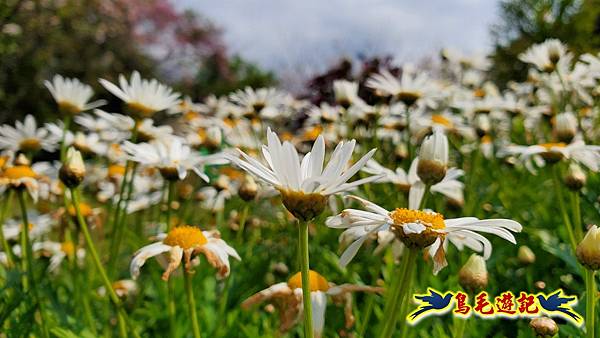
(500, 141, 600, 173)
(326, 195, 522, 274)
(130, 226, 240, 280)
(3, 212, 54, 241)
(519, 39, 569, 72)
(229, 87, 287, 118)
(44, 75, 105, 114)
(362, 158, 464, 204)
(32, 240, 85, 272)
(241, 270, 383, 338)
(0, 163, 41, 202)
(227, 128, 381, 220)
(99, 71, 181, 117)
(333, 80, 362, 108)
(122, 137, 227, 182)
(366, 68, 437, 107)
(75, 110, 132, 142)
(0, 115, 59, 153)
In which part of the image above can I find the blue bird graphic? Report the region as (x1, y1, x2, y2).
(536, 290, 581, 322)
(409, 289, 454, 320)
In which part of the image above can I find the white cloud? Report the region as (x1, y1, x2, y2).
(177, 0, 497, 74)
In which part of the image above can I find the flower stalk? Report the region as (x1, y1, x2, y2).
(552, 166, 577, 251)
(70, 187, 139, 338)
(299, 220, 314, 338)
(379, 249, 418, 338)
(17, 190, 49, 338)
(0, 191, 14, 267)
(184, 268, 202, 338)
(585, 270, 596, 338)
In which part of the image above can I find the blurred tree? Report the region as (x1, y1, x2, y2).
(190, 54, 277, 99)
(490, 0, 600, 87)
(302, 56, 401, 106)
(0, 0, 272, 123)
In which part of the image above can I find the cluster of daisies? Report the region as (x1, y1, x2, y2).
(1, 38, 600, 337)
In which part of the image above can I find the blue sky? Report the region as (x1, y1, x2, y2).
(178, 0, 497, 76)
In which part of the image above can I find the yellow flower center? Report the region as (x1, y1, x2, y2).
(389, 208, 445, 230)
(19, 138, 42, 152)
(196, 128, 207, 142)
(108, 164, 126, 177)
(280, 132, 294, 142)
(127, 102, 156, 117)
(303, 126, 323, 141)
(163, 225, 207, 250)
(481, 135, 492, 144)
(287, 270, 330, 292)
(3, 165, 37, 179)
(20, 223, 34, 231)
(68, 202, 93, 217)
(58, 101, 81, 115)
(219, 167, 244, 181)
(397, 91, 421, 105)
(539, 142, 566, 150)
(61, 241, 75, 256)
(0, 156, 8, 169)
(431, 114, 453, 128)
(473, 88, 486, 98)
(223, 118, 237, 128)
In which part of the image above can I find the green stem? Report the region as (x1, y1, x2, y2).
(17, 190, 49, 338)
(164, 179, 177, 338)
(452, 291, 471, 338)
(299, 220, 314, 338)
(586, 270, 596, 338)
(235, 204, 249, 242)
(108, 162, 138, 274)
(379, 249, 418, 338)
(184, 269, 202, 338)
(552, 166, 577, 251)
(571, 191, 584, 242)
(165, 180, 176, 231)
(69, 188, 139, 338)
(405, 105, 412, 161)
(59, 115, 71, 162)
(0, 191, 14, 267)
(418, 185, 431, 210)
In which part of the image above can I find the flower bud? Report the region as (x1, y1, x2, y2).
(59, 148, 85, 187)
(333, 80, 358, 109)
(576, 225, 600, 270)
(238, 175, 258, 201)
(554, 112, 577, 143)
(204, 126, 222, 149)
(458, 254, 488, 291)
(394, 143, 408, 162)
(564, 163, 586, 191)
(529, 317, 558, 337)
(214, 175, 230, 191)
(417, 129, 448, 185)
(474, 114, 491, 138)
(14, 153, 30, 166)
(518, 246, 536, 265)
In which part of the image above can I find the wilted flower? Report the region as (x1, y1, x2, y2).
(241, 270, 383, 337)
(326, 195, 521, 274)
(130, 226, 240, 280)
